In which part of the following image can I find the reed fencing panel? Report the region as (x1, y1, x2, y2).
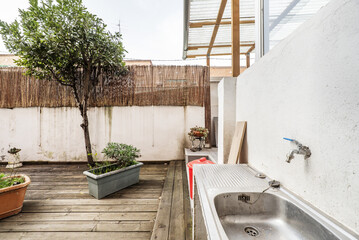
(0, 65, 211, 138)
(0, 65, 209, 107)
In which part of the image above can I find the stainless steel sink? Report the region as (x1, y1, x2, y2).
(193, 164, 359, 240)
(214, 192, 340, 240)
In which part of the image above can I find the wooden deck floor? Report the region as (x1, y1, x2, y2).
(0, 161, 191, 240)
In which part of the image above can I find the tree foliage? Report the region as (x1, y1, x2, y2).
(0, 0, 127, 165)
(0, 0, 126, 85)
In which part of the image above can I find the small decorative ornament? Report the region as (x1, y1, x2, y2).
(6, 147, 22, 168)
(188, 126, 209, 152)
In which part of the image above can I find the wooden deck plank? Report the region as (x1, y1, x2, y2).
(23, 199, 159, 205)
(0, 164, 167, 173)
(169, 161, 185, 239)
(3, 212, 157, 221)
(182, 161, 193, 240)
(22, 170, 167, 175)
(150, 161, 192, 240)
(27, 175, 165, 181)
(150, 161, 176, 240)
(28, 180, 163, 186)
(24, 192, 161, 200)
(0, 221, 153, 232)
(22, 204, 159, 213)
(25, 188, 162, 194)
(0, 232, 151, 240)
(27, 185, 163, 191)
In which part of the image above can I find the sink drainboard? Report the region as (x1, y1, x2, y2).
(244, 226, 260, 237)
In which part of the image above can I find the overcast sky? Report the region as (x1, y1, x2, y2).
(0, 0, 231, 66)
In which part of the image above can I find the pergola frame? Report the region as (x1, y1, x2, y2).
(189, 19, 255, 28)
(206, 0, 228, 66)
(183, 0, 255, 77)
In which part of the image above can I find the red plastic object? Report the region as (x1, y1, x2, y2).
(187, 157, 214, 199)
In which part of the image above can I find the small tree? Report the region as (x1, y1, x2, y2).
(0, 0, 127, 165)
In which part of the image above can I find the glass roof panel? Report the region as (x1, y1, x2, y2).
(268, 0, 330, 50)
(184, 0, 256, 59)
(185, 0, 329, 59)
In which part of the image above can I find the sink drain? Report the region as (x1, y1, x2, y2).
(244, 226, 259, 237)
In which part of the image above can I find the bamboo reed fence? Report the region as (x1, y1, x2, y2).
(0, 65, 209, 107)
(0, 65, 211, 138)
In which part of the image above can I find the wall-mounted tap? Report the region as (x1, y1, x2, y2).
(283, 138, 311, 163)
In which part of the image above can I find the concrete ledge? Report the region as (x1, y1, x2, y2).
(184, 148, 218, 165)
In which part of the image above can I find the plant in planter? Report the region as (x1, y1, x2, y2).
(0, 158, 31, 219)
(188, 126, 209, 152)
(83, 143, 143, 199)
(6, 147, 22, 168)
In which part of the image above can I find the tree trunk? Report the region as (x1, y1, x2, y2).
(71, 84, 94, 166)
(81, 68, 94, 166)
(81, 103, 94, 166)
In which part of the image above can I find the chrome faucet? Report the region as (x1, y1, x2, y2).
(283, 138, 311, 163)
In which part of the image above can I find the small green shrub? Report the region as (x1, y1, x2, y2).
(0, 173, 24, 189)
(8, 147, 21, 154)
(102, 143, 140, 166)
(89, 143, 140, 175)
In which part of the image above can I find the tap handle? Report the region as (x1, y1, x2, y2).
(283, 137, 294, 142)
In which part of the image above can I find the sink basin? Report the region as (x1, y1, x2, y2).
(214, 192, 340, 240)
(193, 164, 358, 240)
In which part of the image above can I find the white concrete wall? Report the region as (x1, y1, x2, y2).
(236, 0, 359, 233)
(0, 106, 204, 162)
(218, 77, 237, 164)
(210, 78, 220, 147)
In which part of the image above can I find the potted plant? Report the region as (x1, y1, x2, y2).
(188, 126, 209, 151)
(83, 143, 143, 199)
(0, 167, 31, 219)
(188, 126, 209, 138)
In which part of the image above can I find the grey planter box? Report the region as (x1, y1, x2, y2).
(83, 162, 143, 199)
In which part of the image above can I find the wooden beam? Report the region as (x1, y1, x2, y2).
(188, 43, 254, 51)
(186, 52, 247, 58)
(206, 56, 210, 66)
(231, 0, 240, 77)
(246, 44, 255, 54)
(187, 53, 231, 58)
(207, 0, 228, 57)
(190, 45, 231, 50)
(190, 19, 254, 28)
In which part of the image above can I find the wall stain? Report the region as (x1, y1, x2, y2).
(43, 151, 54, 159)
(105, 107, 113, 142)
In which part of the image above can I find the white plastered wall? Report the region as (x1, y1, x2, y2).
(210, 79, 220, 147)
(218, 77, 237, 164)
(0, 106, 204, 162)
(236, 0, 359, 233)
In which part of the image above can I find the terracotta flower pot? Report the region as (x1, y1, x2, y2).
(193, 131, 204, 137)
(0, 174, 31, 219)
